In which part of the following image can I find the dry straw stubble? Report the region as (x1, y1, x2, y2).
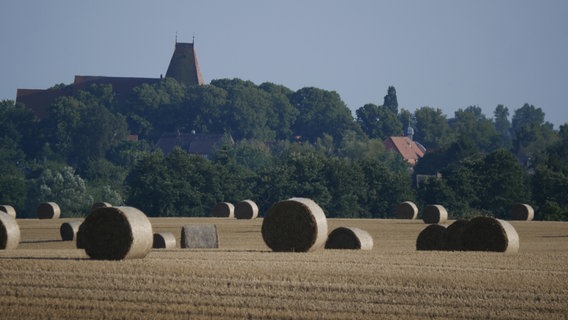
(325, 227, 373, 250)
(78, 206, 153, 260)
(461, 216, 519, 253)
(395, 201, 418, 219)
(60, 220, 82, 241)
(211, 202, 235, 218)
(416, 224, 447, 251)
(0, 212, 20, 250)
(37, 202, 61, 219)
(422, 204, 448, 224)
(0, 205, 16, 219)
(262, 197, 328, 252)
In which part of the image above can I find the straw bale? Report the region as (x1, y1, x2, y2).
(235, 200, 259, 219)
(78, 206, 153, 260)
(395, 201, 418, 219)
(181, 224, 219, 249)
(422, 204, 448, 224)
(441, 219, 469, 251)
(416, 224, 447, 251)
(325, 227, 373, 250)
(262, 197, 328, 252)
(91, 202, 112, 211)
(153, 232, 177, 249)
(0, 212, 20, 250)
(211, 202, 235, 218)
(461, 216, 519, 253)
(0, 205, 16, 219)
(508, 203, 534, 221)
(37, 202, 61, 219)
(60, 220, 82, 241)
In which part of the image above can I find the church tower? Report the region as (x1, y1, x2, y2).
(165, 41, 204, 86)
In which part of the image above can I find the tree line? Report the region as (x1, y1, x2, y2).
(0, 78, 566, 220)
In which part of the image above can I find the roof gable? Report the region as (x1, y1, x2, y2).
(384, 136, 426, 165)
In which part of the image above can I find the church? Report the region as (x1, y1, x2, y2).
(16, 41, 203, 120)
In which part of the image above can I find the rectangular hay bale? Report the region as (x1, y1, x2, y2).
(181, 224, 219, 249)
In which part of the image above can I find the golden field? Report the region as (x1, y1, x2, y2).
(1, 217, 567, 319)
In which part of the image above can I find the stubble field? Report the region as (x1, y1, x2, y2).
(1, 217, 567, 319)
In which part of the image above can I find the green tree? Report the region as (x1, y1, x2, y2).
(413, 107, 453, 149)
(451, 106, 500, 153)
(493, 104, 512, 150)
(35, 166, 94, 217)
(355, 103, 403, 139)
(291, 87, 358, 144)
(478, 149, 530, 218)
(383, 86, 398, 114)
(511, 103, 558, 160)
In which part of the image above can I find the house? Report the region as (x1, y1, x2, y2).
(155, 131, 233, 158)
(383, 136, 426, 165)
(16, 41, 203, 120)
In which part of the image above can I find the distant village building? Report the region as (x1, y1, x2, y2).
(16, 41, 203, 120)
(383, 124, 426, 165)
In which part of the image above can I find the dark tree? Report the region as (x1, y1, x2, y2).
(383, 86, 398, 114)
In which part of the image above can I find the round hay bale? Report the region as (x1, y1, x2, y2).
(37, 202, 61, 219)
(262, 197, 328, 252)
(416, 224, 447, 251)
(422, 204, 448, 224)
(60, 220, 82, 241)
(395, 201, 418, 219)
(78, 206, 153, 260)
(0, 205, 16, 219)
(211, 202, 235, 218)
(153, 232, 177, 249)
(0, 212, 20, 250)
(441, 219, 469, 251)
(91, 202, 112, 211)
(235, 200, 259, 219)
(325, 227, 373, 250)
(461, 216, 519, 253)
(508, 203, 534, 221)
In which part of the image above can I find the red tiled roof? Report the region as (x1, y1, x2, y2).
(383, 136, 426, 165)
(165, 42, 204, 86)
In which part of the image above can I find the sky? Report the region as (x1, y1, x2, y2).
(1, 0, 567, 128)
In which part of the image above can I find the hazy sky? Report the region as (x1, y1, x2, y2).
(1, 0, 567, 128)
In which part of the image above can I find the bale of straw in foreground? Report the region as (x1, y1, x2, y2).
(262, 197, 328, 252)
(235, 200, 259, 219)
(461, 216, 519, 253)
(153, 232, 177, 249)
(181, 224, 219, 249)
(325, 227, 373, 250)
(78, 206, 153, 260)
(395, 201, 418, 219)
(416, 224, 447, 251)
(422, 204, 448, 224)
(508, 203, 534, 221)
(441, 219, 469, 251)
(0, 205, 16, 219)
(91, 202, 112, 211)
(37, 202, 61, 219)
(211, 202, 235, 218)
(60, 220, 82, 241)
(0, 212, 20, 250)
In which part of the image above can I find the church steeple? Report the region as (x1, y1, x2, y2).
(165, 40, 204, 86)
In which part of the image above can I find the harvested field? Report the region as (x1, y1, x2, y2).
(1, 218, 568, 319)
